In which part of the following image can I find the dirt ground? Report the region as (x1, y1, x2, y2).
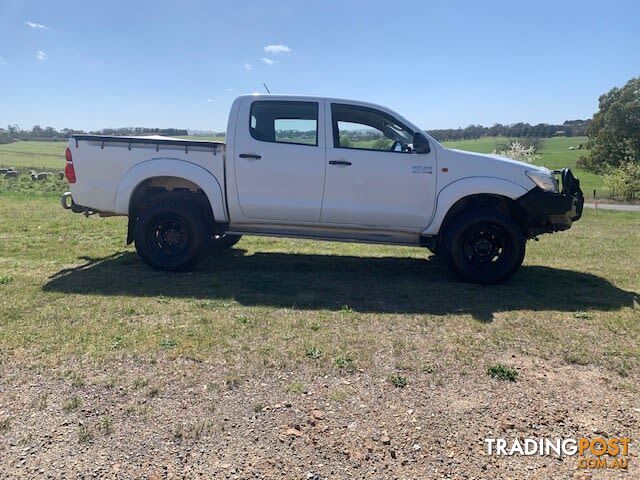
(1, 356, 637, 479)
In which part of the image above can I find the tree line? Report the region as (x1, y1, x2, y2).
(429, 119, 590, 142)
(0, 125, 189, 144)
(1, 119, 591, 146)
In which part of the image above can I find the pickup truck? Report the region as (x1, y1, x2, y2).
(61, 94, 583, 284)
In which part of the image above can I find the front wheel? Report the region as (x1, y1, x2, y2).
(442, 208, 525, 284)
(134, 199, 207, 271)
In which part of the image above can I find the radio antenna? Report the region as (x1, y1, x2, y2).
(263, 83, 271, 94)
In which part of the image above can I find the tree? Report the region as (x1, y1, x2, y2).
(579, 77, 640, 172)
(0, 128, 12, 144)
(602, 161, 640, 201)
(339, 135, 352, 148)
(372, 137, 392, 150)
(494, 140, 540, 164)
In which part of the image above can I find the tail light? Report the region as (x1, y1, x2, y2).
(64, 147, 76, 183)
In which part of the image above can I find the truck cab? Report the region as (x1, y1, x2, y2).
(62, 94, 584, 284)
(226, 95, 438, 240)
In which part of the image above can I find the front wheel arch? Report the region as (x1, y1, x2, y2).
(434, 194, 523, 253)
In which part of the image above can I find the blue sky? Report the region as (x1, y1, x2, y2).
(0, 0, 638, 132)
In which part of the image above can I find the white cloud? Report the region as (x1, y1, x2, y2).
(26, 21, 48, 29)
(264, 44, 291, 55)
(244, 63, 253, 70)
(36, 50, 47, 60)
(207, 98, 214, 103)
(260, 57, 275, 66)
(0, 56, 6, 65)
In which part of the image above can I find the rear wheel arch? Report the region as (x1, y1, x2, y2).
(114, 159, 228, 233)
(127, 176, 218, 244)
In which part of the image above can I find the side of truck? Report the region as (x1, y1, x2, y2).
(62, 94, 584, 283)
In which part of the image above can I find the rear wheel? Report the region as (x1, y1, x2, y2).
(134, 198, 207, 271)
(442, 208, 525, 284)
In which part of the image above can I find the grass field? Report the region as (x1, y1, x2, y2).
(442, 136, 603, 196)
(0, 192, 638, 372)
(0, 137, 225, 170)
(0, 189, 638, 477)
(0, 140, 68, 170)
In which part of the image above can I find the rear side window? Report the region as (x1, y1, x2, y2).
(250, 101, 318, 146)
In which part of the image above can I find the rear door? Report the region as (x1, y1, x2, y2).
(233, 99, 325, 222)
(320, 101, 437, 229)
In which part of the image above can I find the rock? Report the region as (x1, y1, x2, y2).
(285, 428, 302, 437)
(501, 420, 515, 431)
(381, 435, 391, 445)
(573, 473, 592, 480)
(412, 443, 421, 451)
(310, 409, 325, 420)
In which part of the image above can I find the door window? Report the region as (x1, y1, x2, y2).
(250, 101, 318, 146)
(331, 103, 414, 153)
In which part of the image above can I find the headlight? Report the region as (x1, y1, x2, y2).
(526, 171, 558, 193)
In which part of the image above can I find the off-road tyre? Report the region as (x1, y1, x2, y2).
(134, 198, 208, 271)
(441, 208, 525, 284)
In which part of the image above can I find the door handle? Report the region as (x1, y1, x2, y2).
(329, 160, 352, 166)
(239, 153, 261, 159)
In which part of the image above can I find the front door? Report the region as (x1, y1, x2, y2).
(234, 99, 325, 222)
(320, 101, 437, 229)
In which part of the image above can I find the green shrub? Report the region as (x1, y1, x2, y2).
(603, 162, 640, 201)
(487, 364, 518, 382)
(390, 373, 408, 388)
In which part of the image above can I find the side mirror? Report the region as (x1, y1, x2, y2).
(413, 132, 430, 154)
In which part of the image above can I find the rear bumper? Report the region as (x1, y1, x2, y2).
(517, 168, 584, 237)
(61, 191, 99, 215)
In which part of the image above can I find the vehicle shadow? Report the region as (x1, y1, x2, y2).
(44, 250, 638, 322)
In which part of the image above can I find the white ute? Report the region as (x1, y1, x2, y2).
(61, 95, 584, 283)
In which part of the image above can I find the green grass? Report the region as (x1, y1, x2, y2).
(487, 363, 519, 382)
(0, 137, 224, 171)
(389, 373, 409, 388)
(442, 136, 603, 196)
(0, 193, 638, 379)
(0, 141, 67, 170)
(1, 172, 68, 196)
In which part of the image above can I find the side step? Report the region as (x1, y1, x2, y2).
(226, 226, 422, 247)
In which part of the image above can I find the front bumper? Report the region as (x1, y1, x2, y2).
(517, 168, 584, 238)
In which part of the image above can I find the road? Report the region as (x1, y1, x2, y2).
(584, 203, 640, 212)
